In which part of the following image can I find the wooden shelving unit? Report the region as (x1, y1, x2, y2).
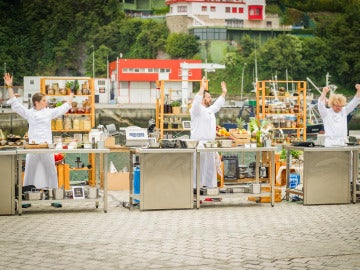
(40, 77, 97, 186)
(256, 80, 307, 143)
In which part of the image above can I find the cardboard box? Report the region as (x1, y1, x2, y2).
(107, 172, 130, 191)
(105, 137, 115, 147)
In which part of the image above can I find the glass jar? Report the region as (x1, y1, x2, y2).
(83, 116, 91, 130)
(55, 117, 63, 130)
(79, 116, 85, 130)
(51, 119, 56, 130)
(280, 118, 286, 128)
(73, 117, 80, 130)
(64, 117, 72, 130)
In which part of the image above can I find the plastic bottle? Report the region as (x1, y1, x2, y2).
(133, 165, 140, 203)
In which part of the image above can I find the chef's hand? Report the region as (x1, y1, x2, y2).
(3, 73, 13, 87)
(319, 86, 330, 102)
(322, 86, 330, 94)
(67, 92, 74, 105)
(356, 84, 360, 98)
(201, 76, 207, 90)
(221, 81, 227, 97)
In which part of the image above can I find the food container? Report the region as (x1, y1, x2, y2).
(219, 139, 233, 148)
(204, 142, 212, 148)
(179, 139, 198, 149)
(24, 189, 42, 200)
(87, 187, 98, 199)
(52, 188, 64, 200)
(160, 139, 178, 148)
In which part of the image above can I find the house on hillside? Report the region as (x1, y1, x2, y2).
(108, 59, 203, 104)
(165, 0, 291, 41)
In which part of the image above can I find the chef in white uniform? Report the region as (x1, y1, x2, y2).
(4, 73, 73, 189)
(318, 84, 360, 147)
(190, 77, 227, 187)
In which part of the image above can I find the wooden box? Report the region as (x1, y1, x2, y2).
(229, 129, 251, 145)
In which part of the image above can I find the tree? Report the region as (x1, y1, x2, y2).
(257, 34, 304, 80)
(165, 33, 199, 59)
(128, 20, 169, 59)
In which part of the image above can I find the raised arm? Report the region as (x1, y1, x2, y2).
(220, 81, 227, 98)
(3, 73, 15, 99)
(355, 84, 360, 98)
(196, 76, 207, 97)
(319, 86, 330, 102)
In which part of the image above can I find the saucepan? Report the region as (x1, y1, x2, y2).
(179, 139, 198, 149)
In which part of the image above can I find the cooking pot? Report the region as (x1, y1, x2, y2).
(160, 139, 178, 148)
(180, 139, 198, 149)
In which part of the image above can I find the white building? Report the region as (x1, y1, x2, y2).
(166, 0, 287, 37)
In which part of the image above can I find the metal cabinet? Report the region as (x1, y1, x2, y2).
(285, 146, 357, 205)
(132, 148, 195, 210)
(0, 151, 17, 215)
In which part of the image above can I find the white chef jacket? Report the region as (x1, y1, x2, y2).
(7, 97, 71, 189)
(318, 96, 360, 147)
(190, 94, 225, 187)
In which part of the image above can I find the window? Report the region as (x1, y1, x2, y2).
(30, 80, 34, 84)
(248, 5, 263, 20)
(225, 7, 230, 13)
(226, 19, 244, 28)
(210, 6, 216, 12)
(266, 21, 272, 28)
(232, 7, 237, 13)
(238, 7, 243, 13)
(202, 6, 207, 12)
(98, 80, 106, 85)
(191, 28, 227, 41)
(177, 6, 187, 13)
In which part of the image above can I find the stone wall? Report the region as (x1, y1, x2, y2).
(1, 107, 359, 136)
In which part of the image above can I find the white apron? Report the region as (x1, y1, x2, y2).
(190, 95, 225, 187)
(7, 97, 70, 189)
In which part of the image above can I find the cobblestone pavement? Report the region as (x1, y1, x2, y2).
(0, 191, 359, 270)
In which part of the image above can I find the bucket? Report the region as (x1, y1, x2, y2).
(289, 174, 300, 189)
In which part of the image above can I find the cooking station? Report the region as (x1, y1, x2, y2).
(284, 145, 359, 205)
(130, 147, 195, 210)
(16, 148, 110, 215)
(195, 146, 277, 208)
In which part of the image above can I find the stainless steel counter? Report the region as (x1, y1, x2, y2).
(0, 150, 17, 215)
(16, 148, 110, 215)
(284, 145, 359, 205)
(133, 148, 195, 210)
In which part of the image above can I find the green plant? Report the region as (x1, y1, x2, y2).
(171, 100, 181, 107)
(65, 80, 79, 90)
(280, 149, 302, 160)
(236, 117, 245, 129)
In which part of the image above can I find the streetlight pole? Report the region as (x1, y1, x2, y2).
(241, 62, 247, 101)
(92, 45, 95, 78)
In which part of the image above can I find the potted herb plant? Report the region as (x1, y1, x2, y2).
(171, 100, 181, 114)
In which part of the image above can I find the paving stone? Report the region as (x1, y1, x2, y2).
(0, 191, 359, 269)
